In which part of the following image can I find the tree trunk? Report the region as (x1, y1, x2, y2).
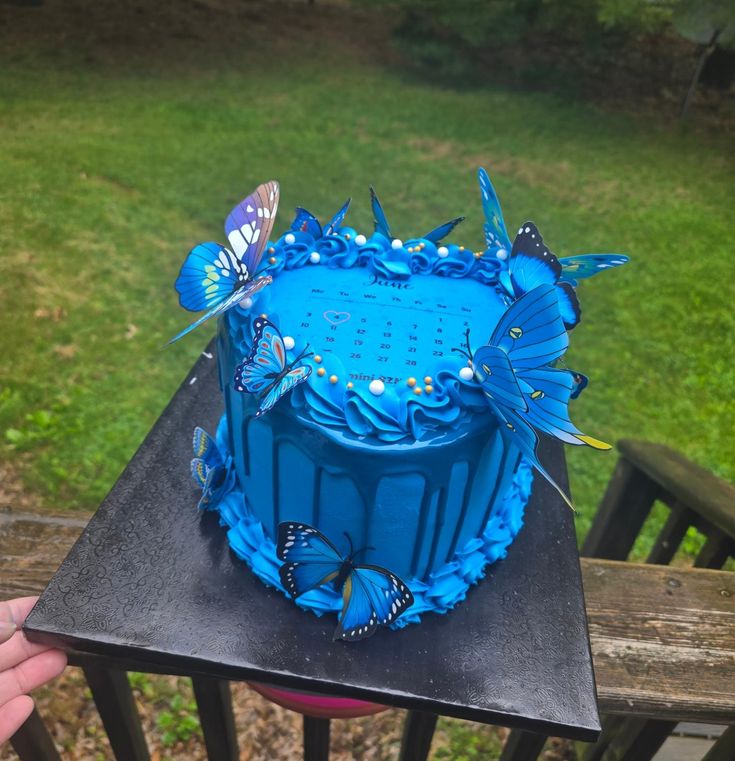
(680, 28, 722, 119)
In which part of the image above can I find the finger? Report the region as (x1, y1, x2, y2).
(0, 694, 34, 745)
(0, 649, 67, 707)
(0, 598, 38, 645)
(0, 629, 58, 673)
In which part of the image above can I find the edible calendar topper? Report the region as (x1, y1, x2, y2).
(267, 265, 498, 386)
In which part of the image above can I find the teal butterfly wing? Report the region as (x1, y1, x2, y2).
(369, 186, 392, 239)
(489, 284, 569, 370)
(559, 254, 629, 286)
(423, 216, 465, 243)
(478, 167, 512, 252)
(471, 345, 527, 412)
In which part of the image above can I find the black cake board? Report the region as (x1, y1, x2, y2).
(24, 344, 601, 741)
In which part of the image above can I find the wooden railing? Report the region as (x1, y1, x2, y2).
(3, 439, 734, 761)
(500, 439, 735, 761)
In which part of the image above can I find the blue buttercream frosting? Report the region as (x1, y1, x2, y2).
(199, 415, 533, 627)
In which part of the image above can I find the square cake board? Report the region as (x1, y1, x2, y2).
(24, 345, 601, 741)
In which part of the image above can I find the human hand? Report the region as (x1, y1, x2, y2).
(0, 597, 67, 744)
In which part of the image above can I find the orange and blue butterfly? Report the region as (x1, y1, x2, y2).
(455, 285, 611, 510)
(233, 318, 313, 417)
(169, 181, 280, 344)
(276, 522, 414, 641)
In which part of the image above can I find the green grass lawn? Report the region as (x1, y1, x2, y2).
(1, 2, 733, 559)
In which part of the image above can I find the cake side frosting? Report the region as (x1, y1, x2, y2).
(203, 413, 533, 628)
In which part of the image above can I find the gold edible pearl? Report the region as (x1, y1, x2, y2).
(317, 368, 326, 377)
(459, 246, 465, 251)
(407, 377, 417, 387)
(329, 374, 338, 384)
(260, 313, 268, 318)
(413, 387, 423, 396)
(314, 355, 322, 364)
(425, 385, 433, 394)
(423, 376, 432, 385)
(474, 251, 483, 259)
(269, 256, 277, 264)
(268, 246, 276, 254)
(345, 233, 351, 240)
(347, 382, 354, 389)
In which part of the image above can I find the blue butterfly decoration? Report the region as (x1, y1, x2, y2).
(233, 318, 313, 417)
(276, 522, 414, 641)
(290, 198, 351, 238)
(477, 166, 629, 290)
(455, 284, 611, 510)
(499, 221, 582, 329)
(169, 181, 280, 345)
(370, 186, 465, 244)
(190, 427, 235, 510)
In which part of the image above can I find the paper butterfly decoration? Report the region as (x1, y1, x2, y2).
(169, 181, 280, 344)
(233, 317, 313, 417)
(455, 284, 611, 510)
(370, 186, 464, 244)
(499, 222, 582, 329)
(290, 198, 351, 238)
(478, 167, 628, 284)
(276, 522, 414, 641)
(190, 426, 234, 510)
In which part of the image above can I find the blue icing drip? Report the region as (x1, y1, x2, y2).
(194, 413, 534, 629)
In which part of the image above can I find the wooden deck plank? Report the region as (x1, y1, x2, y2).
(2, 510, 734, 724)
(584, 560, 735, 724)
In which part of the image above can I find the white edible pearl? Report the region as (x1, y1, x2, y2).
(239, 296, 253, 309)
(459, 366, 474, 381)
(496, 248, 508, 261)
(391, 239, 403, 250)
(284, 233, 296, 245)
(369, 379, 385, 396)
(437, 246, 449, 258)
(309, 252, 321, 264)
(355, 234, 367, 246)
(283, 335, 295, 351)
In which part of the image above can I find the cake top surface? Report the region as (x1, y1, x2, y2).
(225, 226, 508, 443)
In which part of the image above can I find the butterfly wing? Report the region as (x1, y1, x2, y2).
(291, 207, 323, 238)
(175, 242, 242, 312)
(224, 180, 280, 276)
(276, 522, 344, 599)
(192, 426, 223, 470)
(167, 276, 272, 345)
(472, 345, 527, 411)
(559, 254, 629, 285)
(507, 222, 562, 295)
(369, 186, 392, 239)
(556, 282, 581, 329)
(334, 566, 414, 642)
(256, 364, 312, 417)
(519, 367, 608, 448)
(324, 198, 352, 236)
(478, 167, 512, 252)
(423, 216, 465, 243)
(233, 317, 287, 394)
(490, 284, 569, 370)
(488, 399, 574, 510)
(568, 369, 589, 399)
(190, 457, 209, 489)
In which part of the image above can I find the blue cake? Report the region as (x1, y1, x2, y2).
(175, 172, 627, 640)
